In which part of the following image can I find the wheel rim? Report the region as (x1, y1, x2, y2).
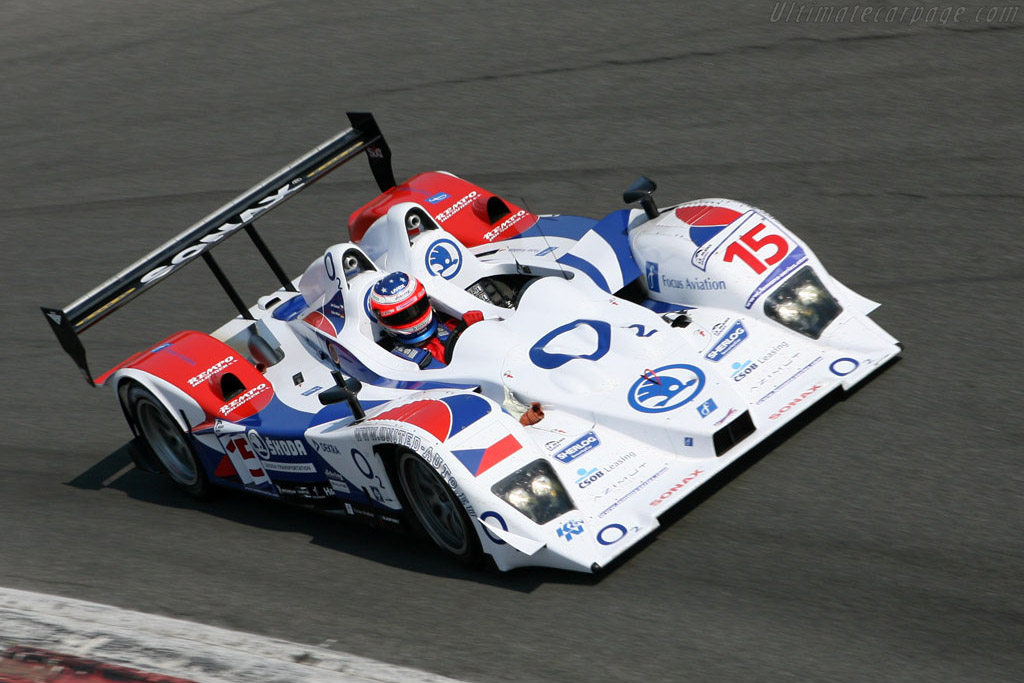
(400, 454, 469, 555)
(136, 400, 199, 486)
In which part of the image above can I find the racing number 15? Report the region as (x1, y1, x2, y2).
(723, 223, 789, 274)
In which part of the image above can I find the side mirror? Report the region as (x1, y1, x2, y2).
(623, 176, 660, 220)
(318, 372, 366, 421)
(317, 385, 348, 405)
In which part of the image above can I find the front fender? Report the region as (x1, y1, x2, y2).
(306, 389, 550, 566)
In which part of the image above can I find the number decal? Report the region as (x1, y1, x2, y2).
(221, 435, 269, 486)
(723, 223, 790, 275)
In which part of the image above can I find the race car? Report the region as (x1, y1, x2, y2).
(42, 113, 900, 572)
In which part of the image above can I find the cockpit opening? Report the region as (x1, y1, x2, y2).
(465, 274, 538, 309)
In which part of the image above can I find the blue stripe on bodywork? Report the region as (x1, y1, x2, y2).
(272, 294, 308, 321)
(523, 211, 641, 294)
(516, 215, 596, 241)
(590, 210, 642, 288)
(557, 252, 610, 291)
(236, 393, 386, 432)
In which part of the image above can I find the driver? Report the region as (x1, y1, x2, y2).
(369, 271, 483, 368)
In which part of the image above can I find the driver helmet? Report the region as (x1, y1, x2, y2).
(369, 271, 437, 344)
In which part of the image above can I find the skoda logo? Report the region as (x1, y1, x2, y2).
(425, 239, 462, 280)
(627, 364, 706, 413)
(246, 430, 270, 460)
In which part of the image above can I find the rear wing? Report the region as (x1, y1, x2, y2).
(42, 112, 397, 385)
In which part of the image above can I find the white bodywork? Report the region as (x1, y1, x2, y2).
(112, 195, 899, 572)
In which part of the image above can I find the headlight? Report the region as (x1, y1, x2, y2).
(491, 460, 575, 524)
(764, 266, 843, 339)
(776, 300, 804, 323)
(795, 283, 823, 304)
(507, 487, 533, 510)
(530, 474, 555, 497)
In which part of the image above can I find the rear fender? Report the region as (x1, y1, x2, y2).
(99, 330, 273, 425)
(110, 369, 205, 433)
(112, 370, 205, 474)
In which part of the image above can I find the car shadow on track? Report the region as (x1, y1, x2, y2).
(64, 443, 591, 589)
(63, 358, 900, 590)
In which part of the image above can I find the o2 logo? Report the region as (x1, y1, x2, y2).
(529, 319, 611, 369)
(351, 448, 374, 478)
(830, 357, 859, 376)
(627, 323, 657, 338)
(597, 523, 628, 546)
(425, 239, 462, 280)
(628, 364, 706, 413)
(479, 511, 508, 545)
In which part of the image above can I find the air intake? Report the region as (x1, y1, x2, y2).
(713, 411, 756, 456)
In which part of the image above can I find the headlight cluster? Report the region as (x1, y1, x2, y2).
(764, 266, 843, 339)
(491, 459, 575, 524)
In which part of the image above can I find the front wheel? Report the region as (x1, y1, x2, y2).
(396, 451, 480, 565)
(126, 384, 211, 498)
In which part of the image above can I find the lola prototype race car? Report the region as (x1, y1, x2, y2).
(43, 113, 900, 572)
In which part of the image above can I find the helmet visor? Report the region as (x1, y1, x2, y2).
(378, 295, 431, 329)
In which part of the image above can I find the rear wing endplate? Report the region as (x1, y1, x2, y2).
(42, 112, 396, 385)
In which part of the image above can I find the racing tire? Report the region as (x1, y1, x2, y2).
(125, 384, 211, 498)
(395, 450, 481, 565)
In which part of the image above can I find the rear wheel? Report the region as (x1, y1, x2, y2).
(126, 384, 210, 498)
(396, 450, 480, 564)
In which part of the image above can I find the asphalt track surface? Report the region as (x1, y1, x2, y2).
(2, 2, 1022, 682)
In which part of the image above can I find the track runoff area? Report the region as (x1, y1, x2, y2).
(0, 588, 470, 683)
